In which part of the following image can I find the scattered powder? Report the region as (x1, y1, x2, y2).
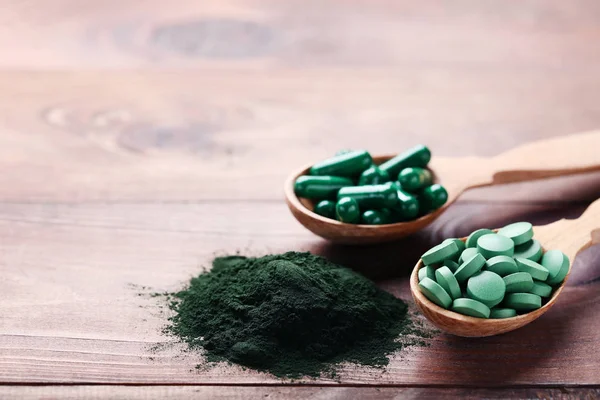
(164, 251, 431, 378)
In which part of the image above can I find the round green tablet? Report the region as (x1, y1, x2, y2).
(477, 233, 515, 259)
(497, 222, 534, 246)
(435, 266, 461, 299)
(443, 259, 460, 273)
(459, 247, 480, 264)
(418, 265, 436, 282)
(442, 238, 466, 258)
(466, 270, 506, 308)
(485, 255, 518, 277)
(529, 281, 553, 297)
(421, 241, 460, 266)
(541, 249, 570, 285)
(513, 239, 543, 263)
(454, 253, 486, 282)
(503, 293, 542, 311)
(466, 229, 494, 248)
(451, 298, 491, 318)
(503, 272, 534, 293)
(515, 258, 549, 281)
(490, 308, 517, 319)
(419, 277, 452, 309)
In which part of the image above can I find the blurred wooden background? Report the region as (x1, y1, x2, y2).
(0, 0, 599, 398)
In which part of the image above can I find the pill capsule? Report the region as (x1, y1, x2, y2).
(421, 240, 460, 266)
(419, 277, 452, 309)
(380, 208, 392, 223)
(313, 200, 336, 219)
(541, 249, 570, 285)
(442, 238, 466, 257)
(513, 239, 543, 262)
(335, 197, 360, 223)
(398, 167, 433, 192)
(359, 165, 390, 185)
(310, 150, 372, 177)
(337, 183, 398, 209)
(477, 233, 515, 259)
(419, 184, 448, 213)
(390, 181, 403, 191)
(294, 175, 354, 199)
(379, 145, 431, 177)
(361, 210, 386, 225)
(490, 308, 517, 319)
(393, 188, 420, 220)
(419, 265, 436, 282)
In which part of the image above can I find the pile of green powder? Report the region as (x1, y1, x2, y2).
(166, 251, 429, 378)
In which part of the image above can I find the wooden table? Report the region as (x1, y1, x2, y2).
(1, 1, 600, 398)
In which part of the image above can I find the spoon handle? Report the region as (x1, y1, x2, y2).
(533, 198, 600, 261)
(487, 130, 600, 184)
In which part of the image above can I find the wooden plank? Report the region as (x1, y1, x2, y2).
(1, 0, 600, 69)
(0, 72, 599, 202)
(1, 385, 600, 400)
(1, 201, 599, 385)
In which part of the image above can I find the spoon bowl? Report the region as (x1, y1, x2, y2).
(410, 198, 600, 337)
(284, 130, 600, 244)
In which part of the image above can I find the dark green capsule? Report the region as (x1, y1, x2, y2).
(337, 183, 398, 208)
(358, 165, 390, 185)
(380, 208, 392, 223)
(361, 210, 386, 225)
(336, 197, 360, 223)
(310, 150, 372, 177)
(379, 145, 431, 177)
(392, 188, 420, 220)
(294, 175, 354, 199)
(398, 167, 433, 192)
(313, 200, 336, 219)
(419, 184, 448, 213)
(390, 181, 403, 191)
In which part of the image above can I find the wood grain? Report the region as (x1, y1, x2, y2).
(1, 201, 599, 385)
(0, 71, 600, 202)
(1, 0, 600, 394)
(2, 385, 600, 399)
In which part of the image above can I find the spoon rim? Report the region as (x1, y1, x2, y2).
(284, 155, 447, 230)
(410, 236, 570, 331)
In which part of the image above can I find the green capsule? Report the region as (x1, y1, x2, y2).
(419, 184, 448, 213)
(310, 150, 372, 177)
(336, 197, 360, 223)
(398, 167, 433, 192)
(337, 183, 398, 209)
(361, 210, 386, 225)
(358, 165, 390, 185)
(392, 188, 420, 220)
(379, 145, 431, 177)
(294, 175, 354, 199)
(313, 200, 336, 219)
(380, 208, 392, 223)
(335, 149, 354, 156)
(390, 181, 403, 191)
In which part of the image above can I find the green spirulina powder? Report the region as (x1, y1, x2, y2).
(166, 252, 429, 378)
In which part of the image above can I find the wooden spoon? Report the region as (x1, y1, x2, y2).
(410, 197, 600, 337)
(284, 130, 600, 244)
